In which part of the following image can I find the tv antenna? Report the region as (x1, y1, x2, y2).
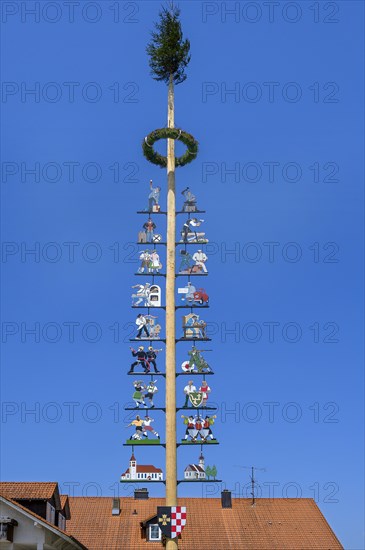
(234, 465, 266, 505)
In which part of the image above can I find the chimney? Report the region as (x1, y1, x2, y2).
(134, 488, 149, 500)
(221, 490, 232, 509)
(112, 498, 120, 516)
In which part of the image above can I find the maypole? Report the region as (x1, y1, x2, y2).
(165, 73, 177, 512)
(121, 5, 220, 548)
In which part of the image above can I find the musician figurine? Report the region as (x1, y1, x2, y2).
(147, 346, 162, 373)
(129, 346, 149, 374)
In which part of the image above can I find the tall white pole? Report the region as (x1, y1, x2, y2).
(165, 73, 178, 550)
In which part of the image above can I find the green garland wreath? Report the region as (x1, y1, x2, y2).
(142, 128, 198, 168)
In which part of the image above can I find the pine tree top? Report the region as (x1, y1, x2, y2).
(146, 4, 191, 85)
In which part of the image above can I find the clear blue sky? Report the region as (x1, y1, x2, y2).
(1, 1, 364, 548)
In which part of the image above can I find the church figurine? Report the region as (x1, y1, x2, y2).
(120, 453, 163, 481)
(184, 452, 206, 480)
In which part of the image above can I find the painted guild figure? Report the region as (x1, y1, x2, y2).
(144, 380, 158, 407)
(181, 346, 211, 373)
(179, 249, 208, 274)
(135, 314, 150, 339)
(131, 283, 151, 306)
(134, 314, 160, 339)
(192, 250, 208, 273)
(181, 414, 217, 443)
(146, 179, 161, 212)
(149, 250, 161, 273)
(183, 313, 207, 339)
(125, 414, 160, 441)
(129, 346, 149, 374)
(178, 282, 209, 305)
(180, 218, 208, 243)
(181, 187, 197, 212)
(142, 415, 159, 439)
(126, 415, 145, 440)
(183, 380, 197, 408)
(201, 415, 217, 442)
(181, 415, 197, 441)
(137, 250, 162, 274)
(144, 218, 156, 243)
(199, 380, 211, 406)
(132, 380, 147, 408)
(179, 250, 195, 273)
(147, 346, 162, 373)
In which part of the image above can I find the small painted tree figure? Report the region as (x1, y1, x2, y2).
(205, 465, 212, 480)
(132, 380, 147, 408)
(183, 380, 197, 407)
(129, 346, 149, 374)
(211, 465, 218, 480)
(199, 380, 211, 406)
(144, 380, 158, 407)
(200, 415, 217, 442)
(146, 346, 162, 373)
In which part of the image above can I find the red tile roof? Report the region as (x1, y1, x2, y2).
(66, 497, 343, 550)
(0, 482, 58, 501)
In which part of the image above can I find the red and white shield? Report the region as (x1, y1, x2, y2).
(170, 506, 187, 538)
